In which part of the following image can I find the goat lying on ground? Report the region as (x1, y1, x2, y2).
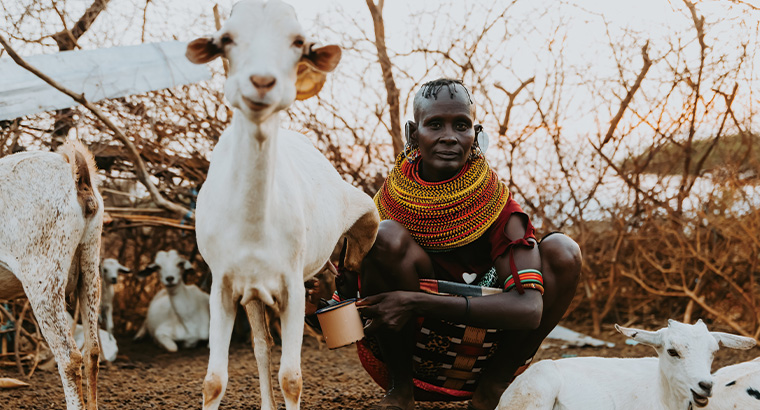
(186, 1, 379, 409)
(99, 258, 130, 335)
(497, 319, 756, 410)
(706, 357, 760, 410)
(134, 249, 209, 352)
(66, 312, 119, 363)
(0, 140, 103, 410)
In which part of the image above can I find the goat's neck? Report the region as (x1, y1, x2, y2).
(657, 365, 690, 410)
(226, 111, 280, 225)
(166, 284, 196, 327)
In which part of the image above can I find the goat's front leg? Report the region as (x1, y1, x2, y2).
(278, 279, 306, 410)
(23, 269, 86, 410)
(78, 241, 101, 410)
(202, 280, 237, 410)
(244, 299, 276, 410)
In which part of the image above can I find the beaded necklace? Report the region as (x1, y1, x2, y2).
(374, 153, 508, 251)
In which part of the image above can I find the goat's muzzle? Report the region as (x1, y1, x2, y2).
(691, 389, 710, 407)
(250, 75, 276, 95)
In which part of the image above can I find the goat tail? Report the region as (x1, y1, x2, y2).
(58, 139, 99, 218)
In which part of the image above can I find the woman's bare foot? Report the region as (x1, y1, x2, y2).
(369, 385, 415, 410)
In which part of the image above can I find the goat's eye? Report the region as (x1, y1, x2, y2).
(667, 349, 680, 358)
(220, 34, 233, 47)
(292, 38, 304, 48)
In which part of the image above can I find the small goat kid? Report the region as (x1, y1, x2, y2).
(186, 1, 379, 409)
(497, 319, 756, 410)
(99, 258, 130, 335)
(134, 250, 210, 352)
(0, 140, 103, 410)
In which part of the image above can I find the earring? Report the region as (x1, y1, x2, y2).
(404, 142, 420, 164)
(470, 124, 488, 160)
(404, 121, 420, 163)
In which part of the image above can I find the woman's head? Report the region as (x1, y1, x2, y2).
(407, 78, 478, 182)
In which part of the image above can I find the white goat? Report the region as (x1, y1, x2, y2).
(66, 312, 119, 363)
(99, 258, 130, 335)
(0, 140, 103, 410)
(185, 1, 379, 409)
(134, 249, 209, 352)
(497, 319, 756, 410)
(705, 357, 760, 410)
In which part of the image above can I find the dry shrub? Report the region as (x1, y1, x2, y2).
(574, 175, 760, 337)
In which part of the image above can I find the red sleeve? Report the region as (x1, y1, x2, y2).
(488, 193, 536, 261)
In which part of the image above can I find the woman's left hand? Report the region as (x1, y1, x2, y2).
(356, 291, 417, 334)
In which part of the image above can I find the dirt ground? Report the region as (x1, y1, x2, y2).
(2, 321, 758, 410)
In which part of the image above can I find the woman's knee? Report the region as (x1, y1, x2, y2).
(539, 233, 582, 286)
(366, 220, 415, 263)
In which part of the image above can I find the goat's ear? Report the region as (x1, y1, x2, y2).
(117, 265, 131, 275)
(186, 36, 223, 64)
(712, 332, 757, 350)
(295, 44, 341, 101)
(136, 263, 159, 278)
(615, 324, 663, 347)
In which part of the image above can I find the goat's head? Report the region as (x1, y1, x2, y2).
(616, 319, 756, 408)
(101, 258, 130, 285)
(186, 0, 341, 123)
(137, 250, 193, 289)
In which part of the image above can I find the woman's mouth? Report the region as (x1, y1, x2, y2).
(436, 151, 460, 159)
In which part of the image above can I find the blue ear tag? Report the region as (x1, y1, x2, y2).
(477, 129, 489, 154)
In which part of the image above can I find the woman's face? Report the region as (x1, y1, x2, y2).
(412, 89, 475, 182)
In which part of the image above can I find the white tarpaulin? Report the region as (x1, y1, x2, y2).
(545, 325, 616, 348)
(0, 41, 211, 121)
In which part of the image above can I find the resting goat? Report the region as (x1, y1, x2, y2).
(706, 357, 760, 410)
(134, 250, 209, 352)
(0, 140, 103, 410)
(497, 319, 756, 410)
(99, 258, 130, 335)
(186, 1, 379, 409)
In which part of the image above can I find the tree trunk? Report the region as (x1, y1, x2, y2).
(365, 0, 403, 155)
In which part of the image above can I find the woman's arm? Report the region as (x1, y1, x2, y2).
(359, 214, 544, 332)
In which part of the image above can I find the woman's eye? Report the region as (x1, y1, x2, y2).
(292, 38, 305, 48)
(667, 349, 680, 358)
(456, 123, 469, 131)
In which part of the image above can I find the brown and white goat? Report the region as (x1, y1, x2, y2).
(0, 140, 103, 410)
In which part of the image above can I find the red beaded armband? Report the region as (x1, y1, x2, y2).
(504, 269, 544, 295)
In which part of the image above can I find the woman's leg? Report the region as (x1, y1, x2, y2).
(470, 233, 582, 410)
(360, 220, 434, 410)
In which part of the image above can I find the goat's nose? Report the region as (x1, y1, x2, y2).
(166, 276, 175, 284)
(250, 75, 276, 93)
(699, 380, 713, 396)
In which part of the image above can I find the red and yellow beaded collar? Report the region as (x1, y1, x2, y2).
(374, 153, 508, 252)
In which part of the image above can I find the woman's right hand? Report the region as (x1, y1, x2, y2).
(356, 291, 417, 334)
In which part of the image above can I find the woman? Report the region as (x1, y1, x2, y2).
(339, 78, 582, 410)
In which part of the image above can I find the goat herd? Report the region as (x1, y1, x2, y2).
(1, 1, 759, 409)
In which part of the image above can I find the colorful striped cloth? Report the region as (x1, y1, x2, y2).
(356, 279, 531, 401)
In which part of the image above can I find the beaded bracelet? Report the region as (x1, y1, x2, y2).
(504, 269, 545, 295)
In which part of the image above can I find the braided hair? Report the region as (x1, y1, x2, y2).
(413, 78, 473, 121)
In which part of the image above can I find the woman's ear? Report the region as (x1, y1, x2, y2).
(405, 120, 418, 145)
